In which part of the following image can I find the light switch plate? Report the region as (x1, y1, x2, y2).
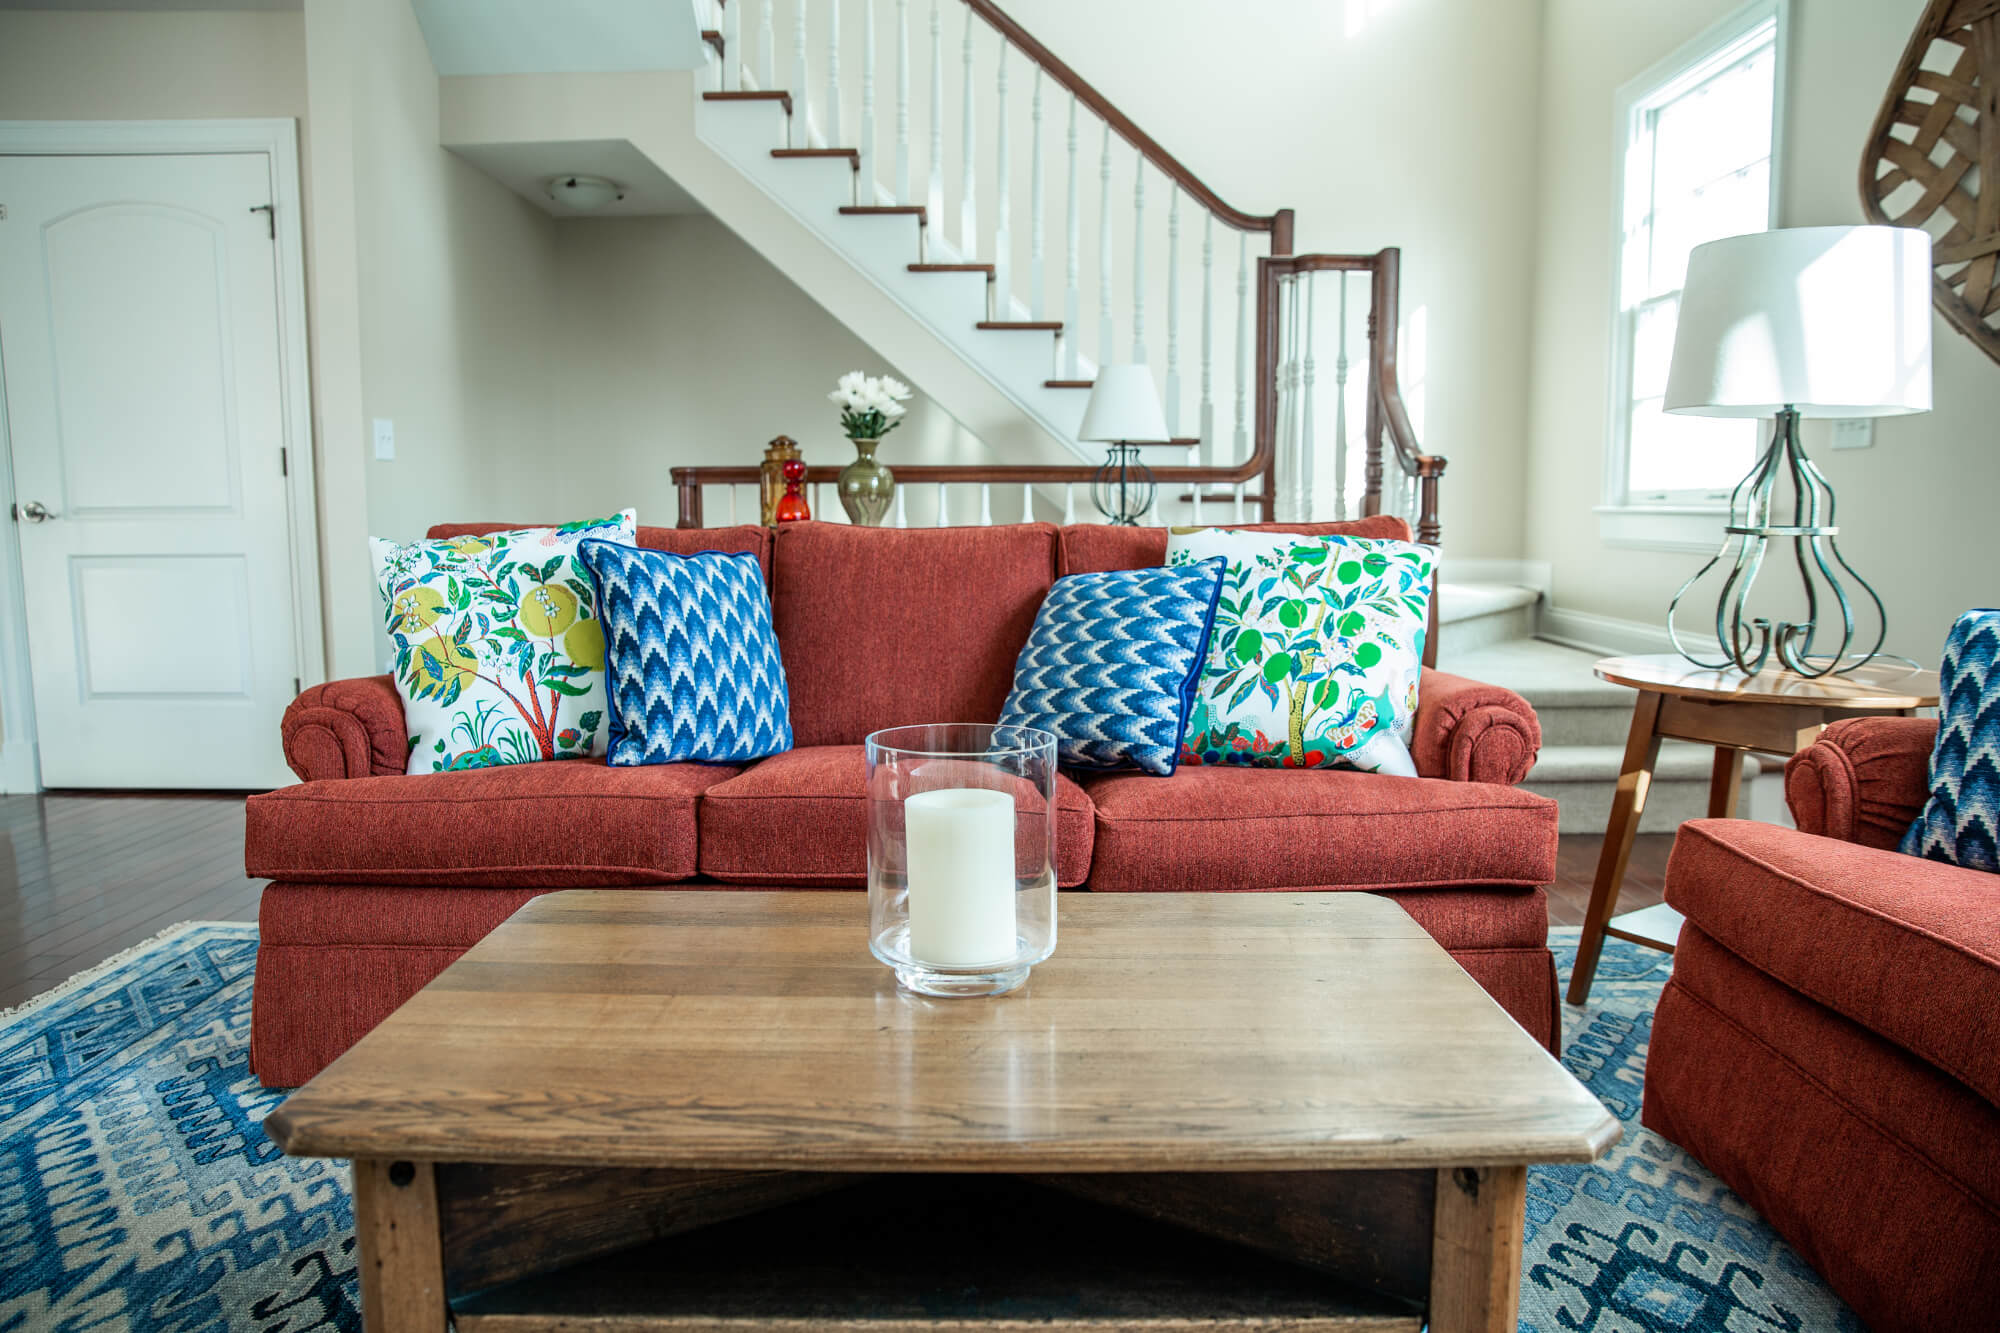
(1829, 418, 1874, 450)
(372, 418, 395, 461)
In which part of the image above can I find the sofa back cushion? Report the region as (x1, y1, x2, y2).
(1058, 516, 1413, 575)
(771, 521, 1059, 746)
(427, 522, 771, 575)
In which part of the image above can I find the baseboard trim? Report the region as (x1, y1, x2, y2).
(0, 738, 40, 794)
(1537, 606, 1676, 657)
(1441, 558, 1553, 601)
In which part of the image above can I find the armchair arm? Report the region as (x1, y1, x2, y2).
(281, 675, 410, 782)
(1411, 667, 1542, 785)
(1785, 715, 1937, 850)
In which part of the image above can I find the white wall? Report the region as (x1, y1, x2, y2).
(1525, 0, 1999, 662)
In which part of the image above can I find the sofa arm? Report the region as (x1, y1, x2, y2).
(1785, 715, 1937, 851)
(281, 676, 410, 782)
(1411, 667, 1542, 785)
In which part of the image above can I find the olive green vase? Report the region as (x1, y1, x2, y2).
(837, 437, 895, 526)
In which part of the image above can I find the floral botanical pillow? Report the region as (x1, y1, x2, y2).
(1166, 527, 1436, 775)
(370, 511, 636, 774)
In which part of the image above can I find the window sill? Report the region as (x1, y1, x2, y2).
(1594, 504, 1731, 553)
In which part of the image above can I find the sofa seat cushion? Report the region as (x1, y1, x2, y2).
(1668, 818, 2000, 1109)
(700, 745, 1095, 887)
(1077, 766, 1556, 892)
(245, 758, 736, 887)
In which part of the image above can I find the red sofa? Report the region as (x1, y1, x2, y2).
(1643, 717, 2000, 1332)
(246, 517, 1559, 1087)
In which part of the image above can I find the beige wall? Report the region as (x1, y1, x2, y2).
(1525, 0, 1999, 662)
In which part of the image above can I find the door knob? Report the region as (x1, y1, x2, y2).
(14, 501, 56, 522)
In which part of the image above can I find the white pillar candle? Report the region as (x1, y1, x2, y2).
(904, 787, 1017, 967)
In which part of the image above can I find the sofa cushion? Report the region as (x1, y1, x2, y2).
(1668, 818, 2000, 1109)
(1058, 517, 1414, 575)
(1077, 765, 1557, 892)
(245, 758, 736, 887)
(700, 745, 1094, 887)
(771, 522, 1058, 747)
(427, 522, 773, 576)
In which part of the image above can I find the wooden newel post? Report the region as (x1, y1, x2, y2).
(675, 472, 703, 529)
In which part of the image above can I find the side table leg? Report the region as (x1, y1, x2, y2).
(1567, 689, 1663, 1007)
(1429, 1165, 1527, 1333)
(353, 1158, 447, 1333)
(1708, 746, 1746, 820)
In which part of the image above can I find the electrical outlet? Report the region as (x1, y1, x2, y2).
(372, 418, 396, 461)
(1829, 418, 1874, 450)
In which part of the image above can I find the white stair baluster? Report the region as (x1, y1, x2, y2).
(1021, 482, 1034, 523)
(1062, 94, 1080, 377)
(958, 5, 976, 257)
(1028, 68, 1045, 321)
(1062, 483, 1077, 524)
(1165, 185, 1181, 438)
(1199, 212, 1216, 469)
(1097, 122, 1113, 370)
(826, 0, 842, 146)
(860, 0, 876, 193)
(893, 0, 909, 203)
(979, 484, 994, 525)
(814, 482, 827, 518)
(729, 484, 740, 525)
(926, 0, 943, 217)
(992, 43, 1010, 313)
(794, 0, 818, 149)
(1191, 483, 1202, 524)
(1233, 230, 1250, 464)
(893, 484, 908, 527)
(1131, 156, 1146, 366)
(724, 0, 742, 90)
(936, 480, 948, 526)
(1233, 482, 1246, 523)
(1299, 273, 1317, 521)
(1272, 274, 1294, 521)
(1334, 271, 1351, 520)
(760, 0, 775, 93)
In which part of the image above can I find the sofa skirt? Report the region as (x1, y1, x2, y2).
(251, 883, 1561, 1088)
(1643, 926, 2000, 1333)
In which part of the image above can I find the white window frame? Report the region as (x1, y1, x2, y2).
(1596, 0, 1789, 552)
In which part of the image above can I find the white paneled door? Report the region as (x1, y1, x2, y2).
(0, 152, 301, 789)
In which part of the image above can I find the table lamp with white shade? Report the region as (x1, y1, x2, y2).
(1663, 224, 1933, 677)
(1079, 365, 1171, 525)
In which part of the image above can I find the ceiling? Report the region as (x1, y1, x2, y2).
(411, 0, 707, 76)
(0, 0, 300, 9)
(449, 140, 705, 219)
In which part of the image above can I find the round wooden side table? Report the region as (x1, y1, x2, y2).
(1565, 653, 1939, 1006)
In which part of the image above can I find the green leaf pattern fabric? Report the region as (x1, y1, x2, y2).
(1166, 528, 1436, 775)
(369, 511, 636, 774)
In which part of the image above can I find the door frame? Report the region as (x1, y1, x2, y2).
(0, 118, 324, 793)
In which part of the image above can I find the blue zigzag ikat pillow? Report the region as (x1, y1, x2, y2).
(999, 558, 1227, 777)
(1902, 608, 2000, 872)
(577, 540, 792, 765)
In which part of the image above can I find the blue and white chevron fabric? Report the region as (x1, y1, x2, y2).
(999, 558, 1226, 776)
(577, 540, 792, 764)
(1902, 608, 2000, 872)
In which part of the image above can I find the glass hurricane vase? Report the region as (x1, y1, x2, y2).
(864, 723, 1058, 997)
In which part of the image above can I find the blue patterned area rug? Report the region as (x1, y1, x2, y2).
(0, 922, 1863, 1331)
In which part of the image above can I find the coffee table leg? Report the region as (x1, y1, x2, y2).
(1429, 1165, 1527, 1333)
(353, 1158, 447, 1333)
(1708, 745, 1745, 819)
(1567, 689, 1664, 1006)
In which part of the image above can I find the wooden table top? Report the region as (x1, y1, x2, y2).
(268, 891, 1617, 1173)
(1593, 652, 1939, 709)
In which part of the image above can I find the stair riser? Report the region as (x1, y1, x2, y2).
(1525, 776, 1726, 835)
(1528, 705, 1643, 749)
(1440, 604, 1535, 654)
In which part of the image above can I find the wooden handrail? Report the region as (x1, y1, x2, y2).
(963, 0, 1291, 252)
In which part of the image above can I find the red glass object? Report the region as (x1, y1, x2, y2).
(773, 456, 812, 523)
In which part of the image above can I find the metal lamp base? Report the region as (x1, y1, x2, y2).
(1668, 407, 1886, 678)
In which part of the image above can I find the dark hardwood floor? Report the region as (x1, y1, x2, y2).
(0, 792, 1672, 1009)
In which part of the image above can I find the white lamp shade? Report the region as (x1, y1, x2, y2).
(1663, 225, 1933, 419)
(1077, 364, 1172, 442)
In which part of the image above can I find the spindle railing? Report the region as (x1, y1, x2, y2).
(679, 0, 1441, 546)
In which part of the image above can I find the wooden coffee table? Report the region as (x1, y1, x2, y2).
(266, 890, 1617, 1332)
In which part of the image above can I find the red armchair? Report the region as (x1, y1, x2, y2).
(1642, 718, 2000, 1332)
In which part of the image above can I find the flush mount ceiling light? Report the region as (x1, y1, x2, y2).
(544, 175, 625, 212)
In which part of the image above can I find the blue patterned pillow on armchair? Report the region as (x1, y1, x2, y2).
(577, 540, 791, 764)
(998, 558, 1227, 777)
(1901, 608, 2000, 872)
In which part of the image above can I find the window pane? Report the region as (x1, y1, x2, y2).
(1650, 46, 1774, 202)
(1631, 296, 1679, 400)
(1627, 400, 1759, 496)
(1648, 157, 1770, 297)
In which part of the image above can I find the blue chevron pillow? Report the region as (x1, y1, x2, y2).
(577, 540, 792, 765)
(1901, 608, 2000, 872)
(999, 558, 1227, 776)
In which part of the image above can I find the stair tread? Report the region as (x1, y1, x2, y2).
(978, 320, 1063, 331)
(1436, 581, 1539, 627)
(909, 263, 994, 274)
(840, 205, 926, 222)
(1045, 379, 1093, 389)
(773, 148, 860, 165)
(1438, 637, 1634, 707)
(1527, 742, 1763, 783)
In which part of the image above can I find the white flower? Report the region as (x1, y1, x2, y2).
(877, 376, 912, 402)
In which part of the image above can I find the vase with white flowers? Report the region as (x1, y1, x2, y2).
(828, 371, 911, 526)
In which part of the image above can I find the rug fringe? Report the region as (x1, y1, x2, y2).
(0, 920, 247, 1026)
